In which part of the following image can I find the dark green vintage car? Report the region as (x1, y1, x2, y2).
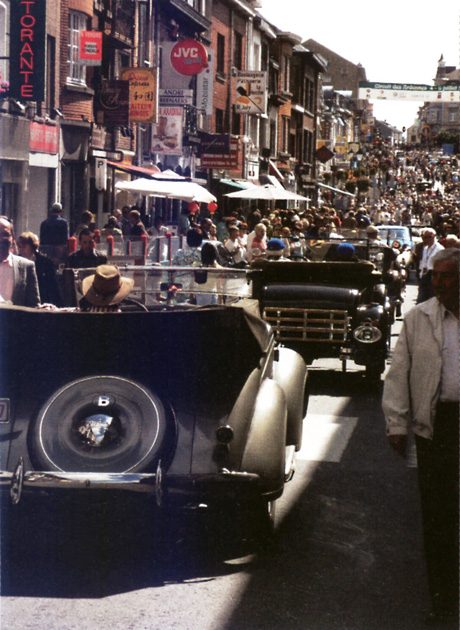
(251, 239, 393, 382)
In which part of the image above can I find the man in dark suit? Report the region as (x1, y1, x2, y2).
(0, 217, 40, 307)
(39, 202, 70, 266)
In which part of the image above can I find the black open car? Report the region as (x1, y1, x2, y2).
(0, 267, 307, 538)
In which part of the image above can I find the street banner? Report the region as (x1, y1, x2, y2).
(152, 106, 183, 155)
(235, 71, 267, 114)
(9, 0, 46, 102)
(79, 31, 103, 66)
(121, 68, 157, 123)
(201, 136, 239, 169)
(96, 80, 130, 126)
(359, 81, 460, 103)
(159, 89, 193, 106)
(196, 51, 214, 115)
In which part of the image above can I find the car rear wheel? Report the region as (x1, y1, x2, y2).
(29, 376, 168, 473)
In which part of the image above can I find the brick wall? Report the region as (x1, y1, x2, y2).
(59, 0, 94, 121)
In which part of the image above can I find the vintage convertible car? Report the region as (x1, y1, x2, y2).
(252, 238, 393, 381)
(0, 266, 307, 536)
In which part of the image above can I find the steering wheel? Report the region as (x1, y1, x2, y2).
(119, 298, 149, 312)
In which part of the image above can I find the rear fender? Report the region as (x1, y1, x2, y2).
(240, 379, 286, 495)
(273, 348, 307, 450)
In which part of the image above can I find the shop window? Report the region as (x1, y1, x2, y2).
(232, 111, 241, 135)
(281, 116, 289, 153)
(270, 119, 277, 155)
(234, 32, 243, 70)
(68, 11, 88, 86)
(282, 55, 290, 93)
(0, 1, 8, 93)
(217, 34, 225, 75)
(215, 108, 225, 133)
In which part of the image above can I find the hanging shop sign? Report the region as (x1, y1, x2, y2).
(152, 106, 183, 155)
(95, 158, 107, 191)
(29, 122, 59, 154)
(79, 31, 103, 66)
(201, 136, 239, 169)
(170, 39, 208, 76)
(235, 71, 267, 115)
(96, 80, 130, 126)
(120, 67, 157, 123)
(9, 0, 46, 102)
(196, 51, 214, 115)
(359, 81, 460, 103)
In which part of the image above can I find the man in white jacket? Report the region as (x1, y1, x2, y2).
(382, 248, 459, 625)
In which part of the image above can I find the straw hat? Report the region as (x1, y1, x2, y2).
(82, 265, 134, 306)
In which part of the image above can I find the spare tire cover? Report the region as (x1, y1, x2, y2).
(30, 376, 167, 473)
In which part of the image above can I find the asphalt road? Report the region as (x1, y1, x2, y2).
(0, 281, 443, 630)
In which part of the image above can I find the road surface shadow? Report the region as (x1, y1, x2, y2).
(1, 493, 256, 598)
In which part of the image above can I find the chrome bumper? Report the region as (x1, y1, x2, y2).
(0, 460, 265, 507)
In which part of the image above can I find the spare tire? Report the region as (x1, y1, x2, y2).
(29, 376, 168, 473)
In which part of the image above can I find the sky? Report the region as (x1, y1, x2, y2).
(259, 0, 460, 131)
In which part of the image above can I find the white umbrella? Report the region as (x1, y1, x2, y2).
(224, 184, 309, 201)
(115, 177, 216, 203)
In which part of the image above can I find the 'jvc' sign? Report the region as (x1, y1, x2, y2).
(170, 39, 208, 76)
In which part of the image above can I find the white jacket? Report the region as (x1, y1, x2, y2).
(382, 297, 445, 440)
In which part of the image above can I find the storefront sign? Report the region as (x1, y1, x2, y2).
(121, 67, 157, 122)
(235, 71, 267, 114)
(9, 0, 46, 101)
(152, 106, 183, 155)
(159, 89, 193, 106)
(80, 31, 103, 66)
(29, 122, 59, 154)
(170, 39, 208, 76)
(96, 80, 130, 126)
(201, 137, 239, 169)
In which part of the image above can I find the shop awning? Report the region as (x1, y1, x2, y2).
(219, 179, 256, 189)
(107, 162, 161, 177)
(269, 160, 285, 182)
(316, 182, 356, 198)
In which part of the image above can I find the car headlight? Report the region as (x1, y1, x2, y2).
(353, 321, 382, 343)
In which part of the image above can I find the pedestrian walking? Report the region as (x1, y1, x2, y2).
(382, 248, 459, 626)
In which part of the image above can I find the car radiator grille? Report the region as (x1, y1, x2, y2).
(263, 307, 349, 344)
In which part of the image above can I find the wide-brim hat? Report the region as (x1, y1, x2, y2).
(82, 265, 134, 306)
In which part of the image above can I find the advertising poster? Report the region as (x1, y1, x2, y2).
(235, 71, 267, 114)
(161, 39, 209, 90)
(120, 67, 157, 123)
(152, 106, 183, 155)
